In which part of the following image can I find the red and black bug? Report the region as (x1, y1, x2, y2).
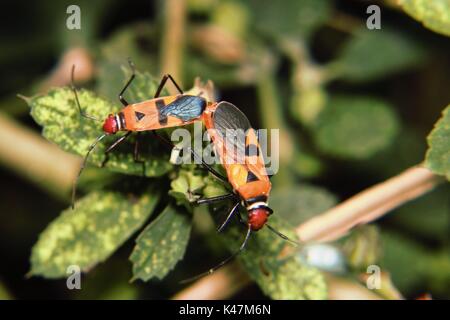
(180, 101, 299, 281)
(71, 60, 298, 281)
(71, 60, 219, 208)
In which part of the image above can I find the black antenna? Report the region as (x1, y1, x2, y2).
(217, 202, 240, 233)
(266, 224, 301, 246)
(71, 65, 99, 122)
(180, 226, 252, 284)
(71, 134, 106, 209)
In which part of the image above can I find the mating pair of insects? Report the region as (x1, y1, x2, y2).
(71, 60, 297, 280)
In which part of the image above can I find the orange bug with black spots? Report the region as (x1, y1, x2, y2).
(71, 60, 217, 208)
(180, 100, 299, 281)
(71, 60, 298, 280)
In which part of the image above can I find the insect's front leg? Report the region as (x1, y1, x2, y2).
(195, 193, 238, 205)
(133, 132, 146, 176)
(217, 201, 241, 233)
(101, 131, 132, 167)
(154, 74, 184, 98)
(118, 59, 136, 106)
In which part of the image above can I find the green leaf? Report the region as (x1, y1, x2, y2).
(224, 217, 327, 299)
(169, 169, 206, 209)
(212, 1, 250, 38)
(120, 68, 169, 105)
(331, 28, 425, 82)
(184, 54, 247, 88)
(425, 104, 450, 180)
(203, 174, 229, 198)
(389, 185, 450, 242)
(342, 226, 381, 272)
(270, 184, 337, 225)
(380, 231, 450, 294)
(30, 190, 159, 278)
(130, 205, 192, 281)
(361, 126, 427, 179)
(312, 96, 399, 159)
(291, 150, 325, 179)
(27, 84, 171, 177)
(248, 0, 332, 40)
(187, 0, 217, 13)
(291, 86, 328, 126)
(397, 0, 450, 36)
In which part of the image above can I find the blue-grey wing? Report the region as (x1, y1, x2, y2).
(161, 95, 207, 121)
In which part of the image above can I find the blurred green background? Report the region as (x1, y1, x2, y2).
(0, 0, 449, 299)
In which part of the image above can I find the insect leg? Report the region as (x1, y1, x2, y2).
(151, 130, 173, 148)
(188, 147, 228, 183)
(154, 74, 184, 98)
(266, 224, 300, 247)
(217, 201, 240, 233)
(234, 209, 246, 225)
(118, 58, 136, 106)
(101, 131, 132, 167)
(151, 130, 228, 183)
(195, 193, 237, 205)
(180, 226, 252, 284)
(133, 132, 146, 176)
(71, 65, 98, 121)
(72, 134, 106, 209)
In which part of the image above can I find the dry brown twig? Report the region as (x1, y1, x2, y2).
(296, 166, 441, 242)
(172, 262, 250, 300)
(326, 274, 383, 300)
(0, 47, 93, 197)
(173, 165, 442, 300)
(0, 113, 81, 199)
(190, 25, 246, 64)
(39, 47, 94, 92)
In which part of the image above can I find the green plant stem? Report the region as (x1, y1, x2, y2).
(256, 56, 295, 187)
(160, 0, 187, 90)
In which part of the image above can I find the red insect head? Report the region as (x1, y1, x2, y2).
(248, 207, 269, 231)
(103, 114, 118, 134)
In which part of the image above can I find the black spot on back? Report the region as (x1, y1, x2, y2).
(135, 111, 145, 121)
(246, 171, 259, 182)
(156, 99, 168, 125)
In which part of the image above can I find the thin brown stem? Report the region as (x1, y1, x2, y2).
(171, 262, 250, 300)
(39, 47, 94, 92)
(326, 274, 383, 300)
(296, 166, 442, 242)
